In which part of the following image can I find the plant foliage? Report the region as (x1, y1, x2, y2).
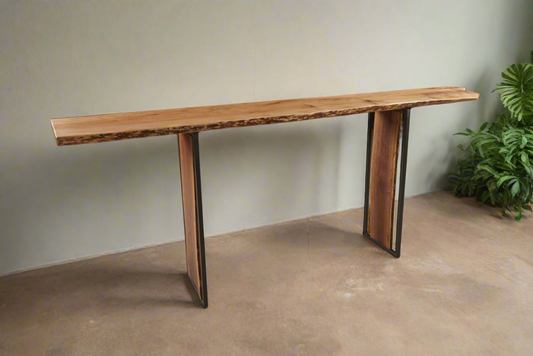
(449, 51, 533, 220)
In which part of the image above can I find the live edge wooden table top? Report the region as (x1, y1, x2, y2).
(51, 86, 479, 308)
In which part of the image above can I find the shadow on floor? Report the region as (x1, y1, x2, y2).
(0, 264, 203, 312)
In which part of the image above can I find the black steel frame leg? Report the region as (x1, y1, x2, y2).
(362, 109, 411, 258)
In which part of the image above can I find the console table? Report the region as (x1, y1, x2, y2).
(51, 86, 479, 308)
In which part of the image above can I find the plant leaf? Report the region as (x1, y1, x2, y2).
(497, 175, 515, 187)
(511, 180, 521, 197)
(495, 63, 533, 121)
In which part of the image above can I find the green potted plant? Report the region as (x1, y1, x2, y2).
(449, 51, 533, 220)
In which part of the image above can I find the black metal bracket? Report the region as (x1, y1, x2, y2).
(192, 132, 208, 308)
(362, 109, 411, 258)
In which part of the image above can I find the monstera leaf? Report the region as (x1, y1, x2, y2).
(494, 62, 533, 121)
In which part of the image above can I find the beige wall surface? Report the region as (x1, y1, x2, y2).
(1, 0, 532, 275)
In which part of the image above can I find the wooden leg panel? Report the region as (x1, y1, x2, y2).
(178, 133, 208, 308)
(367, 111, 403, 249)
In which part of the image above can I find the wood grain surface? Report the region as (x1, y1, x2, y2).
(368, 110, 404, 249)
(178, 133, 204, 301)
(51, 87, 479, 146)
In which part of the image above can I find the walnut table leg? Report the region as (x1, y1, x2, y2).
(363, 109, 410, 257)
(178, 132, 208, 308)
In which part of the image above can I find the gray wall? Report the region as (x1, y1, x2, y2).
(1, 0, 532, 275)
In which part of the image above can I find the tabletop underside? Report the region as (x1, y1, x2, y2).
(51, 86, 479, 146)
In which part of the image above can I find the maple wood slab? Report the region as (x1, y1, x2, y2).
(51, 87, 479, 146)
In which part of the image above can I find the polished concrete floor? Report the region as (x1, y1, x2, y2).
(1, 191, 533, 356)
